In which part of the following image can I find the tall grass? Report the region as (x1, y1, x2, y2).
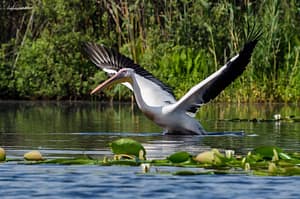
(140, 0, 300, 102)
(0, 0, 299, 102)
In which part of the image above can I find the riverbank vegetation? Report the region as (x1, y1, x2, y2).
(0, 0, 299, 102)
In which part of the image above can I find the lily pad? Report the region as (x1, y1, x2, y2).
(167, 151, 192, 163)
(252, 146, 283, 159)
(110, 138, 146, 160)
(44, 158, 96, 165)
(173, 170, 198, 175)
(104, 160, 141, 166)
(3, 140, 300, 176)
(283, 167, 300, 176)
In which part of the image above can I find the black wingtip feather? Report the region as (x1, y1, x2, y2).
(238, 24, 262, 65)
(201, 25, 262, 103)
(83, 42, 176, 97)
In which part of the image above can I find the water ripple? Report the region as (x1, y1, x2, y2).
(1, 164, 300, 199)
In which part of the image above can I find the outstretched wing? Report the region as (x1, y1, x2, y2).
(84, 43, 176, 105)
(171, 28, 262, 116)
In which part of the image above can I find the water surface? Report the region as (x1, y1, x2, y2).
(0, 101, 300, 198)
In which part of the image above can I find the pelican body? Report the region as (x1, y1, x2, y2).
(84, 29, 261, 135)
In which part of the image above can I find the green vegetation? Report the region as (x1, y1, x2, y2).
(110, 138, 146, 160)
(1, 0, 300, 102)
(3, 138, 300, 176)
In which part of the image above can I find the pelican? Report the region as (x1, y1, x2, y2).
(84, 29, 261, 135)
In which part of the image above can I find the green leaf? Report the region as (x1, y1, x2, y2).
(283, 167, 300, 176)
(110, 138, 146, 160)
(279, 152, 292, 160)
(103, 160, 140, 166)
(252, 146, 283, 159)
(167, 151, 191, 163)
(173, 170, 197, 175)
(26, 158, 96, 165)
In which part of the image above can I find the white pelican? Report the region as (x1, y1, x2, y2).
(84, 30, 261, 135)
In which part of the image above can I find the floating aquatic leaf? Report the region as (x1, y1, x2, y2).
(110, 138, 146, 160)
(103, 160, 141, 166)
(252, 146, 283, 159)
(3, 140, 300, 176)
(167, 151, 191, 163)
(150, 159, 173, 166)
(114, 154, 136, 160)
(24, 158, 97, 165)
(45, 158, 96, 165)
(282, 167, 300, 176)
(173, 170, 198, 175)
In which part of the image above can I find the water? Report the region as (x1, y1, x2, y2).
(1, 101, 300, 198)
(2, 165, 300, 199)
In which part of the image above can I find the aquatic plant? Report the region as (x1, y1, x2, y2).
(110, 138, 146, 160)
(0, 147, 6, 161)
(2, 138, 300, 176)
(24, 150, 44, 161)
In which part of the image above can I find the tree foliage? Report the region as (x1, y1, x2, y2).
(0, 0, 299, 102)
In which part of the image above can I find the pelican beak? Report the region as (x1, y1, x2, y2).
(90, 71, 128, 95)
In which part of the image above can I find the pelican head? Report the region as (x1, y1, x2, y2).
(91, 68, 134, 94)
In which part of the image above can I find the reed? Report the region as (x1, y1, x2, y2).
(0, 0, 299, 102)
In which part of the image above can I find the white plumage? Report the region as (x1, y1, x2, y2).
(84, 29, 261, 135)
